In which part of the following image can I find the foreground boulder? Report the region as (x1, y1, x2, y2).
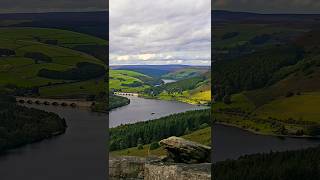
(160, 137, 211, 164)
(109, 156, 211, 180)
(109, 156, 147, 179)
(145, 162, 211, 180)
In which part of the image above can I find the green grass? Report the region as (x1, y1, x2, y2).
(158, 90, 211, 105)
(162, 68, 206, 80)
(109, 70, 150, 92)
(0, 27, 107, 98)
(213, 93, 255, 111)
(111, 127, 211, 157)
(214, 91, 320, 136)
(256, 92, 320, 123)
(39, 78, 107, 98)
(0, 27, 107, 48)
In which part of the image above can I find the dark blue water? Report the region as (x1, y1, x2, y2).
(0, 105, 108, 180)
(213, 124, 320, 162)
(109, 96, 207, 128)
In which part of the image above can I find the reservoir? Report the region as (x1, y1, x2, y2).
(0, 105, 108, 180)
(109, 96, 207, 128)
(1, 96, 317, 177)
(213, 124, 320, 162)
(162, 79, 177, 84)
(0, 97, 206, 179)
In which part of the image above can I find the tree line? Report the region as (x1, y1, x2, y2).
(109, 109, 210, 151)
(213, 146, 320, 180)
(144, 75, 207, 96)
(0, 94, 67, 152)
(38, 62, 106, 80)
(213, 45, 304, 101)
(0, 48, 15, 56)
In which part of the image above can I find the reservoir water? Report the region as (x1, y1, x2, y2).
(0, 105, 108, 180)
(213, 124, 320, 162)
(162, 79, 177, 84)
(109, 96, 207, 128)
(0, 97, 206, 179)
(1, 96, 319, 179)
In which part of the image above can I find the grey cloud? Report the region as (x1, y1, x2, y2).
(110, 0, 211, 65)
(212, 0, 320, 14)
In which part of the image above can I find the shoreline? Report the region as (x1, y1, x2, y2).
(138, 94, 211, 107)
(215, 122, 320, 139)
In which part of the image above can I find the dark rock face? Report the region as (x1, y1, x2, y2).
(144, 162, 211, 180)
(109, 156, 146, 180)
(160, 137, 211, 164)
(109, 156, 211, 180)
(109, 137, 212, 179)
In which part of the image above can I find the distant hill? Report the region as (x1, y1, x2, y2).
(111, 65, 209, 78)
(212, 10, 320, 25)
(0, 11, 108, 39)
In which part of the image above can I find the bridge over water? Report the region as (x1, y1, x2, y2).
(114, 92, 139, 97)
(15, 97, 93, 107)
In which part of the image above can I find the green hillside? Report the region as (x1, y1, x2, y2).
(109, 70, 151, 92)
(0, 27, 107, 99)
(161, 67, 208, 80)
(111, 127, 211, 157)
(213, 23, 320, 137)
(143, 71, 211, 105)
(110, 109, 211, 157)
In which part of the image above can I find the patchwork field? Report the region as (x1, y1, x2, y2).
(109, 70, 151, 92)
(0, 27, 107, 98)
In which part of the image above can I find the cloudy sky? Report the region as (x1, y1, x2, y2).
(0, 0, 108, 13)
(213, 0, 320, 14)
(110, 0, 211, 66)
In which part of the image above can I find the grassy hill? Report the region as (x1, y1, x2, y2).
(109, 70, 151, 93)
(0, 27, 107, 99)
(212, 18, 320, 137)
(143, 71, 211, 105)
(111, 127, 211, 157)
(110, 109, 211, 157)
(161, 67, 209, 80)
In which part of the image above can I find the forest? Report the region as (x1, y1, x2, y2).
(38, 62, 106, 80)
(0, 94, 67, 152)
(91, 94, 130, 112)
(109, 109, 210, 151)
(24, 52, 53, 63)
(144, 75, 207, 96)
(0, 48, 15, 56)
(212, 45, 304, 101)
(213, 146, 320, 180)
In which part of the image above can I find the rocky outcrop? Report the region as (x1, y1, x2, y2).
(109, 137, 212, 179)
(109, 156, 147, 180)
(160, 136, 211, 164)
(109, 156, 211, 180)
(144, 162, 211, 180)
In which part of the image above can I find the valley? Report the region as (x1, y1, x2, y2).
(212, 10, 320, 178)
(110, 65, 211, 105)
(0, 12, 110, 180)
(108, 65, 212, 157)
(212, 10, 320, 138)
